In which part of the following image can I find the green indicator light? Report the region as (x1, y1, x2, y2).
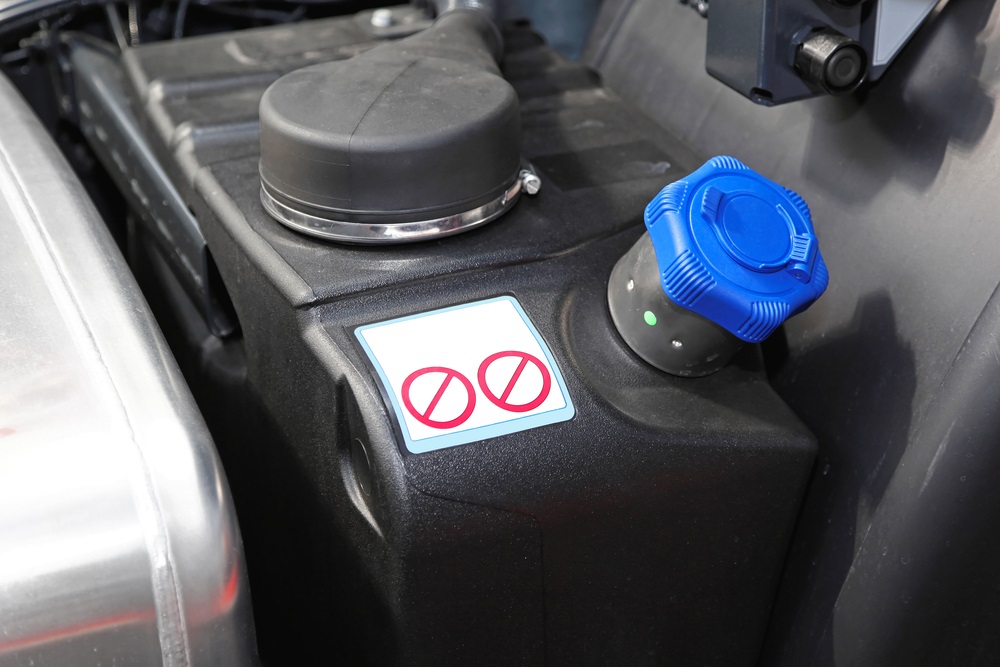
(643, 310, 657, 326)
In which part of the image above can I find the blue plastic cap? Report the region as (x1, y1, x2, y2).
(644, 156, 829, 343)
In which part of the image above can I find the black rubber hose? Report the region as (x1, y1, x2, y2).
(429, 0, 501, 56)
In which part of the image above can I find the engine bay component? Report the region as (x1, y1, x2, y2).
(706, 0, 939, 104)
(609, 156, 828, 376)
(113, 15, 817, 664)
(1, 0, 998, 664)
(258, 10, 526, 243)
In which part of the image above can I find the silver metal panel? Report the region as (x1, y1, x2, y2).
(0, 72, 256, 665)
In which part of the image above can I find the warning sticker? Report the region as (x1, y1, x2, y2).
(355, 296, 575, 454)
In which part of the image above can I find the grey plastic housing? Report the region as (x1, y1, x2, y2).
(258, 11, 521, 226)
(706, 0, 865, 105)
(705, 0, 937, 105)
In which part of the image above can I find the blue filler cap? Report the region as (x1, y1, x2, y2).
(644, 156, 829, 343)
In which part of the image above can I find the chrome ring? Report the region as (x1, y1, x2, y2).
(260, 178, 523, 245)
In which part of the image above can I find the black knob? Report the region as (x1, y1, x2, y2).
(795, 28, 867, 94)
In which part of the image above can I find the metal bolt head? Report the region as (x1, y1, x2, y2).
(520, 169, 542, 196)
(371, 8, 394, 29)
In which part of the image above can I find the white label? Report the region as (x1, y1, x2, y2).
(355, 296, 575, 454)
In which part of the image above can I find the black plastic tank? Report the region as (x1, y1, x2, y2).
(116, 14, 820, 665)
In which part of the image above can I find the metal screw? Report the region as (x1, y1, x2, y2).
(371, 8, 394, 29)
(520, 169, 542, 195)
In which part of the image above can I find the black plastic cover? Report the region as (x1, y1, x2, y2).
(259, 12, 521, 222)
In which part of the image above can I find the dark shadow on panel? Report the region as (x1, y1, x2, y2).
(759, 293, 916, 666)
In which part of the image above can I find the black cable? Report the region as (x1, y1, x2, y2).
(172, 0, 190, 38)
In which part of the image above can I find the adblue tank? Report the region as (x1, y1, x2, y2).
(609, 156, 829, 376)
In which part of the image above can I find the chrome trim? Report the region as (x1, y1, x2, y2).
(0, 72, 256, 665)
(261, 178, 524, 244)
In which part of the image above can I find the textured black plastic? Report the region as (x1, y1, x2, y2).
(120, 17, 816, 666)
(259, 11, 520, 222)
(587, 1, 1000, 664)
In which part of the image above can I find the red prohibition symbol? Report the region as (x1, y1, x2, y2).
(401, 366, 477, 429)
(477, 351, 552, 413)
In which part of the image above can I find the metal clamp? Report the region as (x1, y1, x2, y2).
(260, 165, 541, 245)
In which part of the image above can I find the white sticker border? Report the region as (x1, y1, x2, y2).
(354, 296, 576, 454)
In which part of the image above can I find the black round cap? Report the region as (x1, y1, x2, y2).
(795, 28, 868, 95)
(259, 12, 521, 224)
(824, 46, 864, 90)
